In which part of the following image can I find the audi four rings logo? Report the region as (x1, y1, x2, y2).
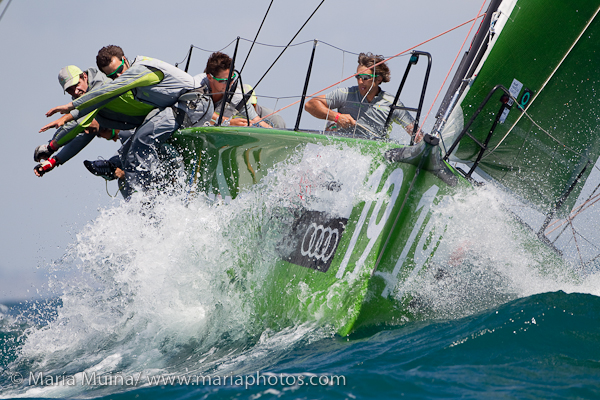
(301, 223, 339, 261)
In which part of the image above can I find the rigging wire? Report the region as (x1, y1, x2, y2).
(583, 251, 600, 268)
(175, 39, 238, 67)
(239, 38, 314, 48)
(572, 226, 600, 253)
(569, 219, 585, 265)
(239, 37, 404, 58)
(546, 191, 600, 236)
(545, 186, 600, 262)
(569, 217, 595, 265)
(320, 41, 363, 56)
(543, 190, 600, 266)
(252, 0, 326, 92)
(0, 0, 13, 24)
(239, 0, 274, 74)
(191, 40, 237, 53)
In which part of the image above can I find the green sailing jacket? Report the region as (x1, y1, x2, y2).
(71, 56, 199, 121)
(53, 68, 153, 147)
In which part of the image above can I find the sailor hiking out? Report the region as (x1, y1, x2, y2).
(34, 65, 151, 177)
(44, 45, 214, 198)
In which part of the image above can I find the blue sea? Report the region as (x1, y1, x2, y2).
(1, 164, 599, 399)
(2, 291, 600, 399)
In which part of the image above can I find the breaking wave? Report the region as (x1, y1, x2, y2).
(1, 143, 598, 398)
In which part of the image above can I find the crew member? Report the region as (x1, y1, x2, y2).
(196, 52, 272, 128)
(304, 52, 415, 140)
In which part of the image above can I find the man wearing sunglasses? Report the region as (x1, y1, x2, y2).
(34, 65, 152, 178)
(44, 45, 213, 198)
(196, 52, 273, 128)
(304, 52, 414, 140)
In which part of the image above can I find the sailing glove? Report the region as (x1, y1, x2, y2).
(34, 141, 58, 162)
(34, 158, 57, 177)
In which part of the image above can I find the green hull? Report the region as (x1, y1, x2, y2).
(450, 0, 600, 215)
(172, 127, 467, 335)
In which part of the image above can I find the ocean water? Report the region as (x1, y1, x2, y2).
(1, 147, 600, 399)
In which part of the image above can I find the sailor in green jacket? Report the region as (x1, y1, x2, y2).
(34, 65, 152, 177)
(45, 45, 213, 197)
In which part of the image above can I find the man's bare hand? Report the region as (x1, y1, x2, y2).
(45, 103, 74, 118)
(39, 118, 64, 132)
(335, 113, 356, 129)
(39, 113, 73, 132)
(229, 118, 249, 127)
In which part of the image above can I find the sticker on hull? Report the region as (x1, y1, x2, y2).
(278, 209, 347, 272)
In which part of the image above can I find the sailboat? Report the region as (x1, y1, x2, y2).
(171, 0, 600, 336)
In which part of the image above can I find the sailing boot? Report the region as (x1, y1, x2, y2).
(83, 159, 118, 181)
